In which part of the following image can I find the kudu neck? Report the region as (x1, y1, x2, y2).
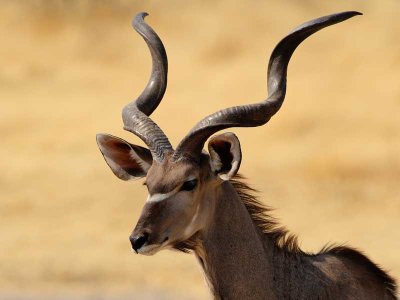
(194, 181, 278, 299)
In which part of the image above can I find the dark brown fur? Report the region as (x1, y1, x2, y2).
(231, 175, 398, 298)
(173, 175, 397, 298)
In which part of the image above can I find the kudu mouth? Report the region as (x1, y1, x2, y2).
(130, 231, 170, 255)
(130, 232, 149, 253)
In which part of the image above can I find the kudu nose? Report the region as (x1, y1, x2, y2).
(130, 232, 149, 253)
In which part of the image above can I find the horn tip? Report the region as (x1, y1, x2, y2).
(136, 12, 149, 19)
(132, 12, 149, 28)
(338, 11, 363, 20)
(344, 11, 363, 17)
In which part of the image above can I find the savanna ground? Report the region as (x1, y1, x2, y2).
(1, 1, 399, 299)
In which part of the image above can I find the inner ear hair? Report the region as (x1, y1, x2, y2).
(207, 132, 242, 180)
(209, 140, 234, 173)
(96, 133, 153, 181)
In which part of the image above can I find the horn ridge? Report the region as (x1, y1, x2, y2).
(174, 11, 361, 160)
(122, 12, 172, 162)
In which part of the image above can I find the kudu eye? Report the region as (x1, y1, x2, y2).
(180, 179, 198, 192)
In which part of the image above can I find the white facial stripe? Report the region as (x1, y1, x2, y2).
(146, 190, 176, 203)
(145, 176, 198, 203)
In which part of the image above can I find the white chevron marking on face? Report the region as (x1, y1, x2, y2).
(145, 176, 197, 203)
(146, 190, 176, 203)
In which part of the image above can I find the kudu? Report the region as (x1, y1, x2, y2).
(96, 11, 397, 299)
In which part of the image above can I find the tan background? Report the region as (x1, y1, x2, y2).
(1, 1, 399, 299)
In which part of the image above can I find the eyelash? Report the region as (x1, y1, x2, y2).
(180, 179, 198, 192)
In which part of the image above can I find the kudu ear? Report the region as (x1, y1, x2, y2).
(207, 132, 242, 181)
(96, 133, 152, 181)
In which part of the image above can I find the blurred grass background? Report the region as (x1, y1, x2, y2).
(0, 0, 399, 299)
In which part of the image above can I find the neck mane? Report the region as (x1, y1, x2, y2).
(231, 175, 396, 297)
(175, 175, 397, 299)
(230, 175, 301, 254)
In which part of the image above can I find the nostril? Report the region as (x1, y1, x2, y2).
(130, 232, 149, 253)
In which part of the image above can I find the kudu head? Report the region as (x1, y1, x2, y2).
(96, 12, 361, 255)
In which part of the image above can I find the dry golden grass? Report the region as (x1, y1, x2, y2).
(1, 1, 399, 298)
